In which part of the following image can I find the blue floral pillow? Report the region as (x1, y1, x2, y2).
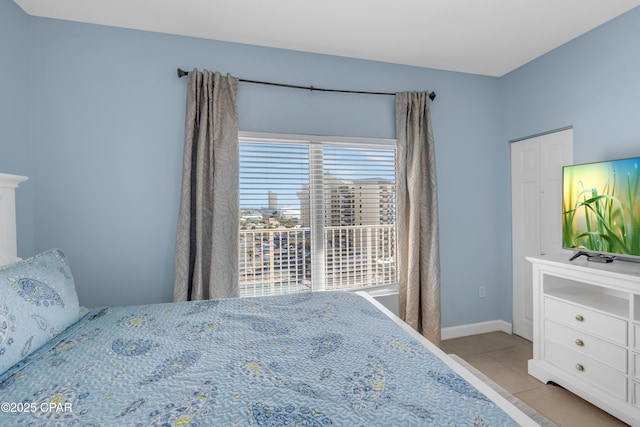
(0, 249, 80, 374)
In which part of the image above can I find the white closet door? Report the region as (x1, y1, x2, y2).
(511, 129, 572, 340)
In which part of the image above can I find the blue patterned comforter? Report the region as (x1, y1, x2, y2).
(0, 291, 520, 426)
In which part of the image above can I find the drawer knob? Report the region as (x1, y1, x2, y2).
(575, 314, 584, 321)
(575, 339, 584, 346)
(575, 364, 585, 372)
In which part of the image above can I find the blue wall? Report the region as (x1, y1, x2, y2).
(2, 3, 508, 327)
(501, 7, 640, 162)
(0, 0, 35, 256)
(16, 1, 640, 330)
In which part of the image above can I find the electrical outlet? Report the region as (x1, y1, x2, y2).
(479, 286, 486, 298)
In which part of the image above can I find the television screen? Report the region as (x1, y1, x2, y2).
(563, 157, 640, 259)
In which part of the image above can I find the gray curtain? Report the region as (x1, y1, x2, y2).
(174, 70, 240, 301)
(395, 91, 441, 345)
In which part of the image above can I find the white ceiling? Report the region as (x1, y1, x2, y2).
(14, 0, 640, 76)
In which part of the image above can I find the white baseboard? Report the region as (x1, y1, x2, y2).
(441, 320, 513, 340)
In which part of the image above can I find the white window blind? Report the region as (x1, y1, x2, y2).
(238, 133, 397, 297)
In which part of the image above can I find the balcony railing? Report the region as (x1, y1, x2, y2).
(324, 225, 396, 290)
(239, 225, 397, 298)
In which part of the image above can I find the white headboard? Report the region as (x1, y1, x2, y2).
(0, 173, 28, 257)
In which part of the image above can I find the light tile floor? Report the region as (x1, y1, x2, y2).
(441, 332, 629, 427)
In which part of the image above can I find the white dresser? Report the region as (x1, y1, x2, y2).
(527, 255, 640, 425)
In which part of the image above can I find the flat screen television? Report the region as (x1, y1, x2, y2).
(563, 156, 640, 261)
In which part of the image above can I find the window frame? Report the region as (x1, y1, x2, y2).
(238, 131, 399, 295)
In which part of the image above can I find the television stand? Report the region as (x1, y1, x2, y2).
(569, 251, 615, 263)
(527, 254, 640, 425)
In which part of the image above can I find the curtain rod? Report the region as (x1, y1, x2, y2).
(177, 68, 436, 101)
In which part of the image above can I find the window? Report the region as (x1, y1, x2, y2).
(238, 132, 397, 297)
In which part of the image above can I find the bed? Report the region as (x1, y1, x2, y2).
(0, 175, 542, 426)
(0, 251, 545, 426)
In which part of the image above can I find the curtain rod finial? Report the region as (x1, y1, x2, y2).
(177, 68, 189, 78)
(429, 92, 436, 101)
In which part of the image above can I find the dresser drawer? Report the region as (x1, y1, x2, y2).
(634, 382, 640, 409)
(634, 324, 640, 352)
(634, 353, 640, 381)
(544, 319, 627, 372)
(544, 341, 627, 401)
(544, 297, 627, 345)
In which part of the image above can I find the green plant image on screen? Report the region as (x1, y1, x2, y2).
(563, 157, 640, 257)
